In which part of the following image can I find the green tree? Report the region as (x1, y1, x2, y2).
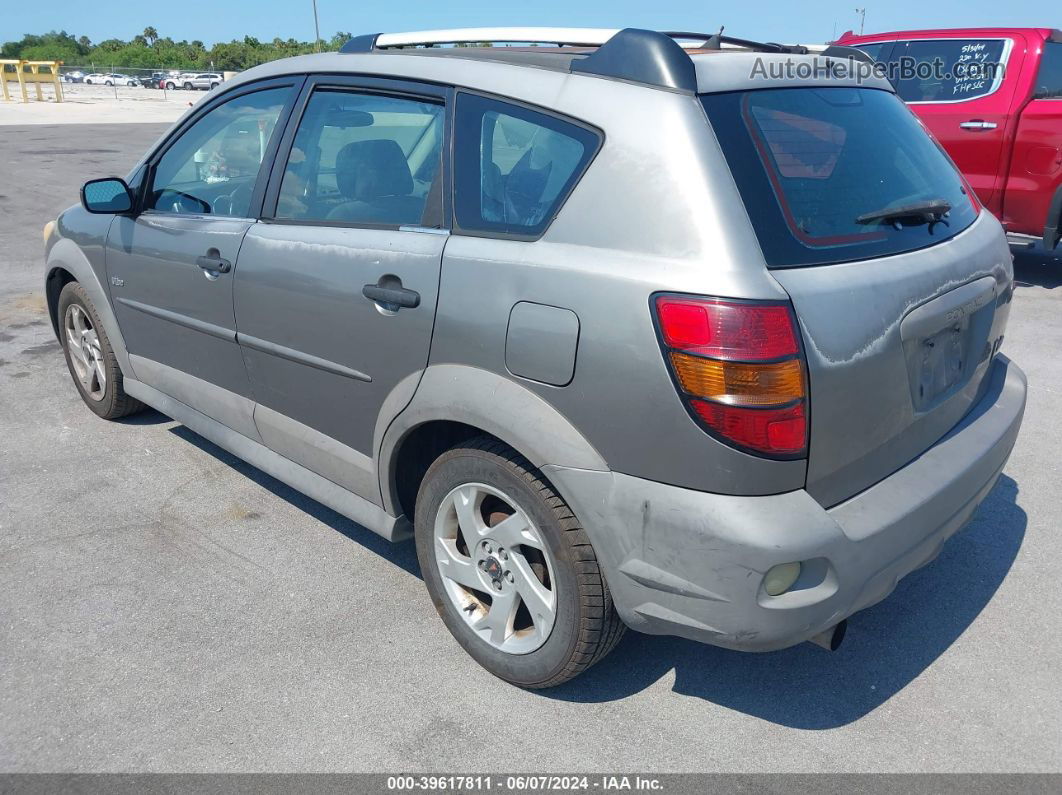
(1, 28, 358, 71)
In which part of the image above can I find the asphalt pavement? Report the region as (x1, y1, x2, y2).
(1, 124, 1060, 772)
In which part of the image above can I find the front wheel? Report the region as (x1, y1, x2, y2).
(415, 437, 625, 688)
(183, 82, 193, 90)
(58, 282, 143, 420)
(165, 81, 176, 90)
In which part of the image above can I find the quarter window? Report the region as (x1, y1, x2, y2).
(453, 94, 599, 237)
(274, 89, 444, 226)
(852, 42, 891, 63)
(1035, 42, 1062, 99)
(147, 87, 292, 217)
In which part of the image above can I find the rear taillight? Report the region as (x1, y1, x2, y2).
(653, 295, 808, 458)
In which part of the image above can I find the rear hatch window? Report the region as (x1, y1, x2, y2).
(701, 87, 978, 268)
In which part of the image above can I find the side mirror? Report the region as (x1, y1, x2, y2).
(81, 177, 134, 214)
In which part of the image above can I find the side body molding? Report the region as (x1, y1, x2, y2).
(377, 364, 610, 516)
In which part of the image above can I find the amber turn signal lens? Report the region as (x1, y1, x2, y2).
(669, 353, 805, 406)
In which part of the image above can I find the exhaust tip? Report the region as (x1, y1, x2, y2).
(808, 619, 847, 651)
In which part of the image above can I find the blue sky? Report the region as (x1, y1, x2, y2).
(4, 0, 1056, 46)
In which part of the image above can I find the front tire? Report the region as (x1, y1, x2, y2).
(415, 437, 624, 688)
(183, 82, 193, 90)
(58, 282, 143, 420)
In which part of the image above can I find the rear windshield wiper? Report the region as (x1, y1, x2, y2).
(855, 199, 952, 226)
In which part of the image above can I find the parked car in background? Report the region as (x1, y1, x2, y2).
(44, 27, 1026, 687)
(139, 72, 168, 89)
(62, 70, 85, 83)
(182, 72, 224, 90)
(83, 73, 140, 86)
(839, 27, 1062, 250)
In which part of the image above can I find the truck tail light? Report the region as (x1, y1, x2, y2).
(653, 295, 808, 458)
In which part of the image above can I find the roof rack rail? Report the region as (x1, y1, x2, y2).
(570, 29, 696, 92)
(339, 27, 698, 91)
(338, 26, 856, 92)
(340, 28, 621, 52)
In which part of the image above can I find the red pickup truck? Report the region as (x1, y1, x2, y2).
(837, 27, 1062, 250)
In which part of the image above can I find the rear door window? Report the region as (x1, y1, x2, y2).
(890, 39, 1007, 102)
(453, 93, 600, 238)
(702, 87, 979, 268)
(274, 89, 444, 226)
(1034, 42, 1062, 99)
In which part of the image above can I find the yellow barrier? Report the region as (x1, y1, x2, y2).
(1, 59, 64, 102)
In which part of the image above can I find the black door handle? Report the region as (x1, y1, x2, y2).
(196, 254, 231, 274)
(363, 276, 420, 310)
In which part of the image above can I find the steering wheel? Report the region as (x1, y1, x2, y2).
(160, 190, 211, 215)
(221, 183, 253, 218)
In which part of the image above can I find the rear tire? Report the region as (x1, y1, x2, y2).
(415, 436, 625, 688)
(58, 282, 144, 420)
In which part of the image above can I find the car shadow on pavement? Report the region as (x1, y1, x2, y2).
(544, 474, 1026, 729)
(117, 407, 172, 426)
(1012, 246, 1062, 289)
(167, 426, 421, 577)
(168, 421, 1024, 728)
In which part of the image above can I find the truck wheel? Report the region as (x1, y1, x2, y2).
(58, 282, 143, 420)
(415, 436, 625, 688)
(165, 81, 176, 90)
(183, 82, 193, 90)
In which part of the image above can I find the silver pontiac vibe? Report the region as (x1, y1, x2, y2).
(43, 28, 1027, 687)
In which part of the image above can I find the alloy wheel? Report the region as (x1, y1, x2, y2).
(64, 304, 107, 401)
(432, 482, 558, 654)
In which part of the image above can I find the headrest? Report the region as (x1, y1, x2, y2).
(335, 139, 414, 201)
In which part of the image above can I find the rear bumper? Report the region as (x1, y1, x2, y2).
(545, 355, 1027, 651)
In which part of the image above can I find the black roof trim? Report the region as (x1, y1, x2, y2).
(340, 33, 380, 54)
(665, 30, 808, 54)
(569, 28, 696, 92)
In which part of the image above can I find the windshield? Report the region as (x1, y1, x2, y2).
(701, 87, 978, 268)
